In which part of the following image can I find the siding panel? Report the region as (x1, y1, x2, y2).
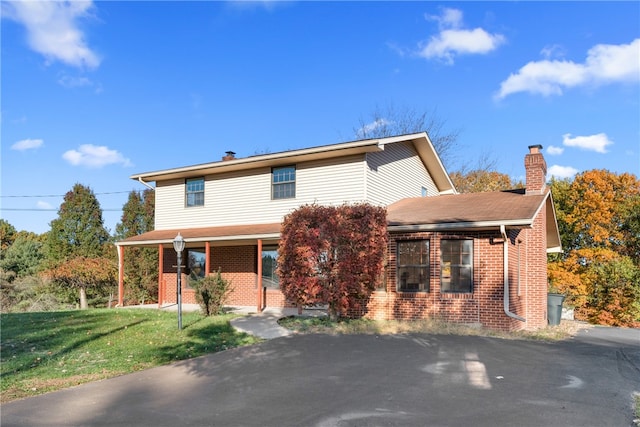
(155, 155, 366, 230)
(366, 141, 438, 205)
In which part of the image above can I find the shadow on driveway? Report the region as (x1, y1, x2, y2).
(2, 327, 638, 427)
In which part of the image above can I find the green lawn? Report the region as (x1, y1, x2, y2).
(0, 309, 260, 402)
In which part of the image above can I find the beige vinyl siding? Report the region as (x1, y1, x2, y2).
(155, 155, 367, 230)
(365, 141, 438, 206)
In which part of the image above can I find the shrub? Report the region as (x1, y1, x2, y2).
(191, 269, 233, 316)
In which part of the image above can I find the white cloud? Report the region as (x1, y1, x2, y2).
(419, 8, 505, 64)
(36, 200, 53, 210)
(11, 138, 43, 151)
(540, 44, 566, 60)
(547, 145, 564, 155)
(496, 38, 640, 99)
(356, 118, 392, 138)
(3, 0, 100, 69)
(57, 74, 92, 88)
(562, 133, 613, 153)
(547, 165, 579, 179)
(63, 144, 132, 168)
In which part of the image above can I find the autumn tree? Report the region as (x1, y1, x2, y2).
(450, 170, 520, 193)
(548, 170, 640, 326)
(47, 256, 118, 309)
(46, 183, 111, 264)
(278, 203, 388, 321)
(115, 189, 157, 304)
(564, 170, 640, 251)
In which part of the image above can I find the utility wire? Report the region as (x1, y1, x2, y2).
(1, 208, 123, 212)
(1, 191, 133, 198)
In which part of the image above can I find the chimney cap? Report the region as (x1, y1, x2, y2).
(528, 144, 543, 154)
(225, 151, 236, 156)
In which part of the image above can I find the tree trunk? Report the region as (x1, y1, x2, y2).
(79, 287, 88, 310)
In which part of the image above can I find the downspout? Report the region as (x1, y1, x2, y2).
(138, 177, 155, 190)
(501, 225, 525, 322)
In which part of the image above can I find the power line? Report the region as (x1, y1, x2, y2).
(1, 208, 123, 212)
(1, 191, 133, 198)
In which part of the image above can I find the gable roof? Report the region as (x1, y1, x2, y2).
(387, 189, 562, 253)
(130, 132, 456, 195)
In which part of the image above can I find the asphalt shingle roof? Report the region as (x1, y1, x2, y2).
(387, 189, 547, 227)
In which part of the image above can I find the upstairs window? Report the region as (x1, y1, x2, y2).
(397, 240, 430, 292)
(441, 239, 473, 293)
(186, 178, 204, 207)
(272, 166, 296, 199)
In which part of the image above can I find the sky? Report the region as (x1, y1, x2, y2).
(2, 1, 639, 235)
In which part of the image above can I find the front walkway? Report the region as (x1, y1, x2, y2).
(121, 303, 326, 340)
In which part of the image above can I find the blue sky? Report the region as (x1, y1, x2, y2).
(2, 1, 639, 235)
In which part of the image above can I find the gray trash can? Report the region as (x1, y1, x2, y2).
(547, 293, 565, 326)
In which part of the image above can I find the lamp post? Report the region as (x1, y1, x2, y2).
(173, 232, 185, 330)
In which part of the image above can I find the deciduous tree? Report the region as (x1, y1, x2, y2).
(354, 103, 461, 169)
(564, 170, 640, 251)
(548, 170, 640, 326)
(47, 256, 118, 309)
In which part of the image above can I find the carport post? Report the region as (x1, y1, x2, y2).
(257, 239, 263, 312)
(117, 245, 124, 307)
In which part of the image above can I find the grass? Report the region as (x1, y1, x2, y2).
(278, 316, 590, 342)
(0, 309, 260, 403)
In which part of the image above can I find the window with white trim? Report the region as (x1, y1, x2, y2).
(440, 239, 473, 293)
(397, 240, 430, 292)
(272, 166, 296, 199)
(186, 178, 204, 207)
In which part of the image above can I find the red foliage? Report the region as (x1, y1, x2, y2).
(278, 203, 387, 320)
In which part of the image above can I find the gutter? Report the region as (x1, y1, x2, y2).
(501, 224, 525, 322)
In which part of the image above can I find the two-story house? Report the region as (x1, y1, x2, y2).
(115, 133, 561, 331)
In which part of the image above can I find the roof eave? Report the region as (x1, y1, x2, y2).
(388, 219, 534, 232)
(116, 232, 281, 247)
(130, 138, 388, 182)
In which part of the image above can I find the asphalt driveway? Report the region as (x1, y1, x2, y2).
(2, 327, 638, 427)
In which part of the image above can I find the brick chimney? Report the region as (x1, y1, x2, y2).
(524, 144, 547, 195)
(222, 151, 236, 161)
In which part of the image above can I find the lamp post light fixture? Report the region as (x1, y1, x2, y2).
(173, 232, 185, 330)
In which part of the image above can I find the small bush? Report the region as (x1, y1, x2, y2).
(191, 269, 233, 316)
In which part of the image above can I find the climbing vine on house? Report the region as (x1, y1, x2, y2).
(278, 203, 388, 321)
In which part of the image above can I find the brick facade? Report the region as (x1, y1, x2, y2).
(353, 230, 541, 331)
(158, 224, 547, 332)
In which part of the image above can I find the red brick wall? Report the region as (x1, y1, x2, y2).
(360, 229, 547, 331)
(159, 244, 292, 309)
(211, 245, 258, 306)
(525, 203, 549, 329)
(154, 216, 549, 331)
